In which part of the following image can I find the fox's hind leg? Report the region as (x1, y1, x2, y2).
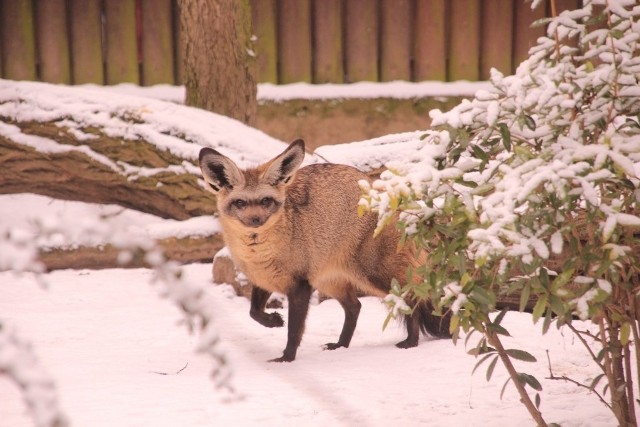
(323, 285, 361, 350)
(250, 286, 284, 328)
(396, 301, 452, 348)
(396, 310, 420, 348)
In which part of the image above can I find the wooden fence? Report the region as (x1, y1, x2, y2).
(0, 0, 580, 86)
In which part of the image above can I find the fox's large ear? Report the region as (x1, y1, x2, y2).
(261, 139, 305, 186)
(199, 147, 245, 192)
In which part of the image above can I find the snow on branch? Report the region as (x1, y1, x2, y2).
(0, 323, 68, 427)
(361, 0, 640, 318)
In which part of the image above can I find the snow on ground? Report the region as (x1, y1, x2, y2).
(82, 81, 492, 104)
(0, 264, 614, 426)
(0, 79, 618, 425)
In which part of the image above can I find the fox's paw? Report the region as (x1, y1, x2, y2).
(395, 338, 419, 349)
(251, 311, 284, 328)
(264, 312, 284, 328)
(322, 342, 346, 351)
(268, 354, 295, 363)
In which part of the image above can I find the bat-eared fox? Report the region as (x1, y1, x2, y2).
(199, 139, 450, 362)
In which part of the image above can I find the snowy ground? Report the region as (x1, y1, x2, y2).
(87, 80, 492, 104)
(1, 264, 614, 426)
(0, 78, 619, 426)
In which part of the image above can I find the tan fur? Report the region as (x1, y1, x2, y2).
(199, 140, 449, 362)
(222, 163, 403, 297)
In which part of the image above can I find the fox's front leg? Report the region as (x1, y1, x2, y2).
(269, 278, 312, 362)
(249, 286, 284, 328)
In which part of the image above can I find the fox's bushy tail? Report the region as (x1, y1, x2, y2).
(411, 300, 452, 338)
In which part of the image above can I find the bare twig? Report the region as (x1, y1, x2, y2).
(623, 344, 637, 425)
(566, 322, 607, 375)
(628, 290, 640, 399)
(485, 329, 548, 427)
(150, 362, 189, 376)
(545, 350, 612, 410)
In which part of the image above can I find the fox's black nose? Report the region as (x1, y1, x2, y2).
(248, 216, 264, 227)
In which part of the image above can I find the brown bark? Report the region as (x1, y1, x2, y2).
(178, 0, 257, 125)
(600, 318, 635, 427)
(486, 330, 548, 427)
(40, 235, 224, 271)
(0, 120, 215, 220)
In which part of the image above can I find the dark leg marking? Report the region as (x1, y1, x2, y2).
(269, 278, 312, 362)
(249, 286, 284, 328)
(324, 287, 361, 350)
(396, 310, 420, 349)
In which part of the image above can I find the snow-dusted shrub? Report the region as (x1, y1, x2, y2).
(362, 1, 640, 425)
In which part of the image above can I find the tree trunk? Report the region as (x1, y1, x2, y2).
(178, 0, 257, 126)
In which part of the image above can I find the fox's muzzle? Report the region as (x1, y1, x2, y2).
(242, 215, 268, 228)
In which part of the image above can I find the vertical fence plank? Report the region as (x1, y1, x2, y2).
(481, 0, 513, 79)
(380, 0, 411, 82)
(251, 0, 277, 83)
(35, 0, 71, 84)
(414, 0, 446, 81)
(449, 0, 481, 81)
(173, 0, 184, 85)
(141, 0, 174, 85)
(313, 0, 343, 83)
(554, 0, 580, 44)
(104, 0, 139, 84)
(1, 0, 36, 80)
(69, 0, 104, 84)
(345, 0, 379, 82)
(513, 0, 546, 71)
(554, 0, 579, 15)
(278, 0, 312, 83)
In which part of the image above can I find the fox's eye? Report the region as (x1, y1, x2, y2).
(260, 197, 274, 207)
(232, 199, 247, 209)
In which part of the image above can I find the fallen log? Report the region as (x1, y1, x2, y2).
(0, 120, 214, 220)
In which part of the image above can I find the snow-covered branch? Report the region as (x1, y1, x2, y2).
(0, 323, 68, 427)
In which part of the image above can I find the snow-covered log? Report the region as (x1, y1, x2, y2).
(0, 80, 288, 220)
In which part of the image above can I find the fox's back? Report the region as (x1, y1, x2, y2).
(283, 163, 405, 297)
(286, 163, 374, 253)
